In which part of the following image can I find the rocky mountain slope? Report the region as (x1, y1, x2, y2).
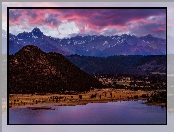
(9, 45, 102, 94)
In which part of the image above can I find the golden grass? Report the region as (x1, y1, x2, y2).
(9, 88, 153, 108)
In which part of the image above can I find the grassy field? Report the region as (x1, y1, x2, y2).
(9, 88, 154, 108)
(116, 82, 130, 86)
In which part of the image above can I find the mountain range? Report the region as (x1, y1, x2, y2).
(8, 27, 166, 56)
(65, 54, 166, 76)
(9, 45, 102, 94)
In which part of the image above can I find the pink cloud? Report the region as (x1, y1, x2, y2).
(152, 27, 166, 32)
(8, 8, 166, 38)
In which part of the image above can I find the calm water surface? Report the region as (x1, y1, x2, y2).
(9, 100, 166, 124)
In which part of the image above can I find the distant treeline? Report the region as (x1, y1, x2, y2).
(65, 55, 166, 76)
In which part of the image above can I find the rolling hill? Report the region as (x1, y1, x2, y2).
(9, 45, 102, 94)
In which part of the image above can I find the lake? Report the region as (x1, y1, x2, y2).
(9, 100, 166, 124)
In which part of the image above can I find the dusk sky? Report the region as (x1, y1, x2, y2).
(8, 8, 166, 39)
(2, 2, 174, 132)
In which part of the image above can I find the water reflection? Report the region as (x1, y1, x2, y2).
(9, 100, 166, 124)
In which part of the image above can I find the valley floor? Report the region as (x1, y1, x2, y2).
(9, 88, 166, 109)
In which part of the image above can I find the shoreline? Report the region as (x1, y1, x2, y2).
(142, 102, 166, 107)
(9, 89, 166, 109)
(9, 99, 121, 108)
(9, 98, 166, 109)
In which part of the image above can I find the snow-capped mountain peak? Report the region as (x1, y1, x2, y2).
(8, 28, 167, 56)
